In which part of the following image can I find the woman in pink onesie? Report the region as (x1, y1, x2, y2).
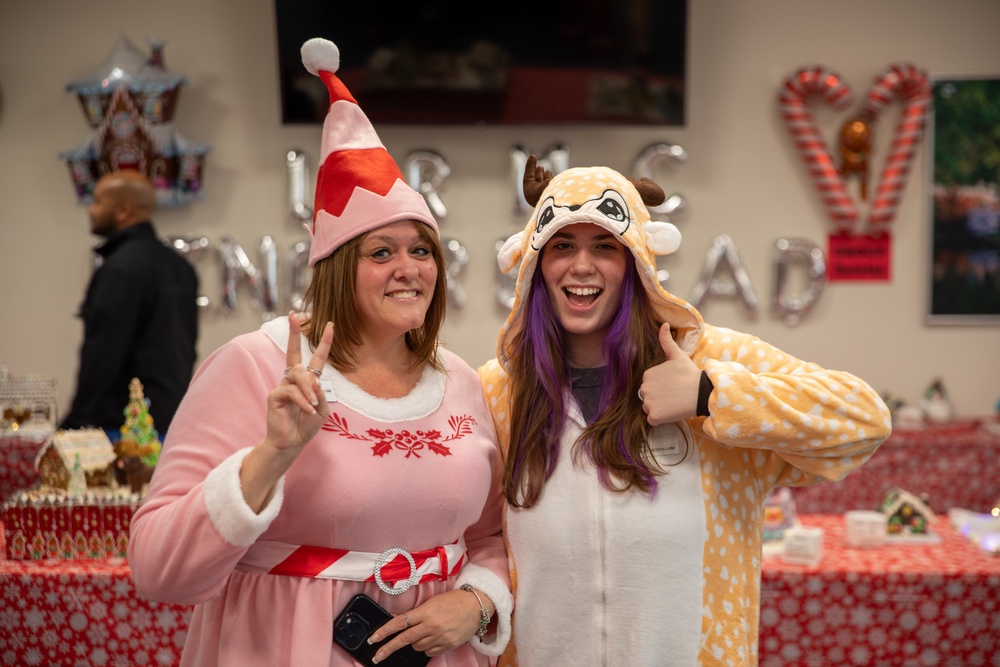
(128, 38, 512, 666)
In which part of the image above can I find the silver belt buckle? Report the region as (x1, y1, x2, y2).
(374, 547, 418, 595)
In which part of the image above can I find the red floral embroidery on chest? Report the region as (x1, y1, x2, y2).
(321, 413, 478, 458)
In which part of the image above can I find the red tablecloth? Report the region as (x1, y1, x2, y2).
(3, 514, 999, 666)
(759, 514, 1000, 667)
(0, 434, 47, 501)
(0, 525, 191, 666)
(789, 421, 1000, 515)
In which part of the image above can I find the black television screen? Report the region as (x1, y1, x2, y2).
(275, 1, 687, 126)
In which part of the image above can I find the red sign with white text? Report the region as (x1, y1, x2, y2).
(827, 233, 891, 282)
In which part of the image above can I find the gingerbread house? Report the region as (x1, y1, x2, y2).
(878, 487, 937, 535)
(34, 429, 116, 494)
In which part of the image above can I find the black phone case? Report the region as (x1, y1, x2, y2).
(333, 594, 431, 667)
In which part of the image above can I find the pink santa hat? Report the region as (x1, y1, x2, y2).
(300, 38, 438, 266)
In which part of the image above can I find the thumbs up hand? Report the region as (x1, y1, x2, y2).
(637, 323, 702, 426)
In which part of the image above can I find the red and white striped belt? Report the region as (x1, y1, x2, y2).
(236, 538, 467, 595)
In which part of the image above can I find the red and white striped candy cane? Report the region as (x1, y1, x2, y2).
(778, 66, 859, 231)
(863, 62, 932, 233)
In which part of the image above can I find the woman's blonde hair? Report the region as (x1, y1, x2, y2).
(302, 221, 446, 372)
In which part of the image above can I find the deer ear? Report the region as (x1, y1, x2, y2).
(644, 221, 681, 255)
(497, 231, 525, 273)
(628, 177, 666, 207)
(522, 154, 553, 207)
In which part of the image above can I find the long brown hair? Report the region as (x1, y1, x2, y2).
(503, 254, 671, 508)
(302, 221, 447, 372)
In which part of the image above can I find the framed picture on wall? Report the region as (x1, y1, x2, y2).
(927, 75, 1000, 323)
(274, 0, 687, 126)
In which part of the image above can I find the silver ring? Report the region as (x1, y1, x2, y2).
(403, 613, 411, 628)
(283, 366, 293, 378)
(374, 547, 418, 595)
(637, 388, 644, 401)
(306, 365, 322, 377)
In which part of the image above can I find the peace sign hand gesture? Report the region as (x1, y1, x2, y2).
(266, 312, 334, 454)
(239, 312, 334, 513)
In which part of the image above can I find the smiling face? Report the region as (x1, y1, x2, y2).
(355, 220, 438, 344)
(539, 223, 628, 367)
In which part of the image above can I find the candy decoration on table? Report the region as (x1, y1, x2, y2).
(59, 34, 210, 208)
(778, 63, 931, 235)
(3, 487, 142, 560)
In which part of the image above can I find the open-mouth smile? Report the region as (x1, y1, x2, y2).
(564, 286, 602, 306)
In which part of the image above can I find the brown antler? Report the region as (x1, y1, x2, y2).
(522, 154, 553, 207)
(628, 177, 666, 207)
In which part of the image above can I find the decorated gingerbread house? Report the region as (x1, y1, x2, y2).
(878, 487, 937, 535)
(34, 428, 116, 494)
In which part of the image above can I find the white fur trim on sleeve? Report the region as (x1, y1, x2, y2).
(202, 447, 285, 547)
(455, 562, 514, 657)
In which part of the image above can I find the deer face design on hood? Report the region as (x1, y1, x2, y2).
(493, 156, 705, 369)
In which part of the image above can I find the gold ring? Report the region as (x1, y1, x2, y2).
(403, 613, 411, 628)
(306, 365, 322, 377)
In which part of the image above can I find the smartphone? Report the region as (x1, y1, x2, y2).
(333, 593, 431, 667)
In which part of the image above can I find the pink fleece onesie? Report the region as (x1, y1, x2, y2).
(129, 317, 512, 666)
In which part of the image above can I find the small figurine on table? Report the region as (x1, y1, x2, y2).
(919, 377, 955, 423)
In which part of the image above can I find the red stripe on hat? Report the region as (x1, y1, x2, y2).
(269, 545, 350, 577)
(320, 71, 357, 106)
(314, 147, 406, 218)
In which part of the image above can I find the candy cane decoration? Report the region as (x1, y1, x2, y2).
(863, 62, 931, 234)
(778, 65, 859, 232)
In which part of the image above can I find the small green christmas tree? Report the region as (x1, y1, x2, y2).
(119, 377, 161, 467)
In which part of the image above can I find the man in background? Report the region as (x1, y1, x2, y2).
(60, 169, 198, 438)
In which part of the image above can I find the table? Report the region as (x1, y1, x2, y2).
(789, 420, 1000, 515)
(3, 515, 999, 666)
(0, 524, 191, 666)
(759, 514, 1000, 667)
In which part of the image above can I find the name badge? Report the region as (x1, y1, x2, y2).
(321, 380, 336, 403)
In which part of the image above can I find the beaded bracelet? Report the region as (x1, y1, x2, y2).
(459, 584, 490, 640)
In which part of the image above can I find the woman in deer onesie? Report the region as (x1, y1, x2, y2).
(478, 157, 891, 666)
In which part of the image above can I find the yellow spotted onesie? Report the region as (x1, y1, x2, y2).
(478, 165, 892, 667)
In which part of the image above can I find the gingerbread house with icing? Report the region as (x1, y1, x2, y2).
(878, 487, 937, 535)
(34, 428, 116, 494)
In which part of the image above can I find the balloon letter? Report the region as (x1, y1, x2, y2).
(689, 235, 759, 318)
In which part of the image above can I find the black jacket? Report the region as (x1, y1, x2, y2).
(60, 222, 199, 435)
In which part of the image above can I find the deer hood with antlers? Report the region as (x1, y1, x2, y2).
(494, 158, 704, 369)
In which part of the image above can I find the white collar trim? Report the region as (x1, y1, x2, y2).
(260, 317, 446, 422)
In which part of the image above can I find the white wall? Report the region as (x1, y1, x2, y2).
(1, 0, 998, 419)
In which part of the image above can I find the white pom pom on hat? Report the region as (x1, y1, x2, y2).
(301, 38, 340, 75)
(300, 38, 437, 267)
